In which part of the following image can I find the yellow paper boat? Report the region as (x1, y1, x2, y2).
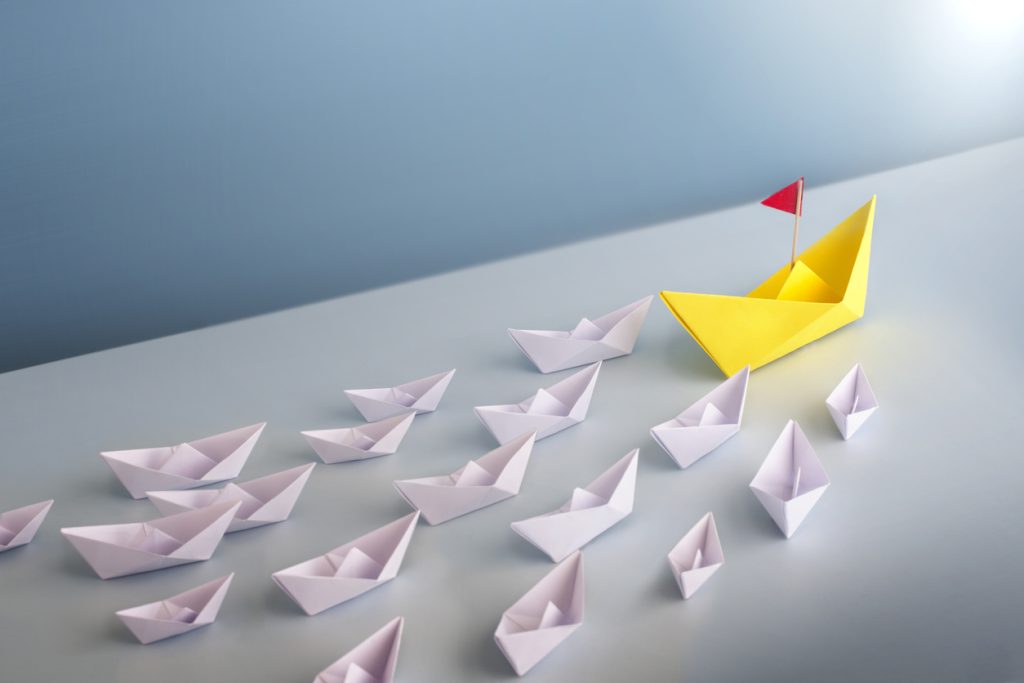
(661, 196, 875, 377)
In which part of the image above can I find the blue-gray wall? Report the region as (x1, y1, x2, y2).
(2, 0, 1023, 372)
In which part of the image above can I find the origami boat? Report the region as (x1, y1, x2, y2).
(750, 420, 829, 538)
(116, 573, 234, 644)
(393, 432, 535, 525)
(511, 450, 638, 562)
(273, 512, 419, 616)
(147, 463, 315, 533)
(662, 197, 876, 376)
(61, 501, 240, 579)
(667, 512, 723, 599)
(826, 363, 878, 440)
(495, 551, 584, 676)
(650, 367, 749, 468)
(345, 369, 455, 422)
(475, 362, 601, 445)
(302, 413, 415, 464)
(508, 296, 653, 373)
(0, 499, 54, 553)
(101, 422, 266, 499)
(314, 617, 404, 683)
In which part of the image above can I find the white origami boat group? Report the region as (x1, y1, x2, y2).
(1, 290, 882, 671)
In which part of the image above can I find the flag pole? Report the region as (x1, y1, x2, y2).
(790, 178, 803, 270)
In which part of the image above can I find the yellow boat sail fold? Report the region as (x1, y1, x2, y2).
(661, 196, 875, 377)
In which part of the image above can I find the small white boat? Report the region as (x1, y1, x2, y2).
(511, 450, 638, 562)
(116, 573, 234, 644)
(314, 617, 404, 683)
(650, 367, 749, 468)
(667, 512, 724, 599)
(750, 420, 830, 538)
(495, 551, 584, 676)
(101, 422, 266, 499)
(345, 369, 455, 422)
(475, 362, 601, 445)
(302, 413, 415, 464)
(62, 501, 239, 579)
(508, 296, 653, 373)
(0, 499, 54, 553)
(826, 363, 878, 440)
(273, 512, 419, 616)
(146, 463, 315, 532)
(393, 432, 535, 525)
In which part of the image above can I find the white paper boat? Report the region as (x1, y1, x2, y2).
(61, 501, 240, 579)
(508, 296, 654, 373)
(314, 617, 403, 683)
(511, 450, 638, 562)
(750, 420, 829, 538)
(345, 369, 456, 422)
(475, 363, 601, 445)
(0, 499, 54, 553)
(826, 363, 878, 440)
(116, 573, 234, 644)
(650, 367, 749, 468)
(667, 512, 723, 599)
(273, 512, 419, 616)
(393, 432, 535, 525)
(302, 413, 415, 464)
(101, 423, 267, 499)
(147, 464, 315, 533)
(495, 551, 584, 676)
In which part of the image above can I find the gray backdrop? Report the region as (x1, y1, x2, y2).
(3, 0, 1024, 370)
(0, 138, 1022, 682)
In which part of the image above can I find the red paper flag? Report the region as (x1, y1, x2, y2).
(761, 177, 804, 216)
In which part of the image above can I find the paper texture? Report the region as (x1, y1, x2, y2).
(314, 617, 403, 683)
(750, 420, 830, 538)
(667, 512, 723, 599)
(61, 501, 239, 579)
(0, 499, 53, 553)
(475, 362, 601, 445)
(116, 573, 234, 644)
(273, 512, 419, 616)
(101, 422, 266, 499)
(302, 413, 415, 464)
(651, 367, 749, 468)
(662, 197, 876, 376)
(147, 463, 315, 532)
(512, 450, 638, 562)
(508, 296, 653, 373)
(394, 432, 535, 525)
(495, 551, 584, 676)
(826, 363, 878, 440)
(345, 369, 455, 422)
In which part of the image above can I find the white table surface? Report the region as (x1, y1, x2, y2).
(1, 138, 1022, 682)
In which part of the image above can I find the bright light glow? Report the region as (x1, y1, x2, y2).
(956, 0, 1024, 38)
